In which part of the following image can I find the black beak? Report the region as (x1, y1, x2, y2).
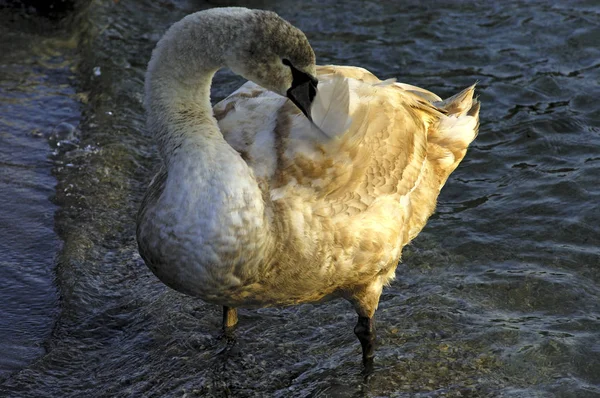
(285, 63, 318, 121)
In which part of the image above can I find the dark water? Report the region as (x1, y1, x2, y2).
(1, 0, 599, 396)
(0, 12, 79, 377)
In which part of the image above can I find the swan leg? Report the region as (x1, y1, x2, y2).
(222, 306, 238, 329)
(349, 279, 384, 368)
(354, 315, 376, 367)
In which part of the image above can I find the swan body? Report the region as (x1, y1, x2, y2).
(137, 7, 479, 364)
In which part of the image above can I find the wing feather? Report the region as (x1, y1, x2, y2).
(214, 66, 478, 222)
(310, 75, 352, 138)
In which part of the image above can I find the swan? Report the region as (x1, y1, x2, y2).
(136, 7, 480, 366)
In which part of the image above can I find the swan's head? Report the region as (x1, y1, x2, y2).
(225, 10, 318, 120)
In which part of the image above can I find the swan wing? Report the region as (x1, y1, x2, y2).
(270, 66, 444, 207)
(214, 65, 478, 284)
(214, 65, 479, 219)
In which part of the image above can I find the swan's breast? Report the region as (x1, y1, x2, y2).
(137, 145, 272, 300)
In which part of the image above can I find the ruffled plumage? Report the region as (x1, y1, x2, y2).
(136, 8, 479, 365)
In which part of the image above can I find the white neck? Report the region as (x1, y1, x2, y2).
(144, 7, 312, 161)
(144, 8, 273, 258)
(144, 10, 243, 162)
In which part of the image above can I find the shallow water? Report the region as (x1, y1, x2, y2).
(0, 11, 80, 377)
(1, 0, 599, 396)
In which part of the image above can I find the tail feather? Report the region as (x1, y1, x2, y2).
(434, 83, 478, 116)
(427, 84, 480, 171)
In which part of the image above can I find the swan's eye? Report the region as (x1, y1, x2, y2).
(282, 58, 292, 67)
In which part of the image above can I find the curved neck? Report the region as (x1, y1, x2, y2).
(144, 10, 249, 163)
(145, 66, 218, 164)
(144, 11, 275, 261)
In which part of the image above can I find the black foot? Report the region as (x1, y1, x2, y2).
(354, 316, 376, 368)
